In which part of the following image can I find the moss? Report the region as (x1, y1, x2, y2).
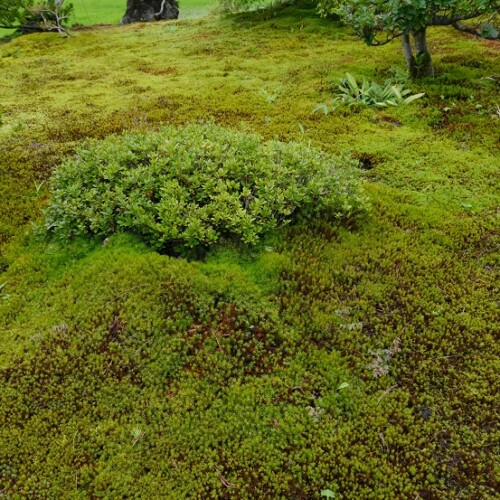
(0, 3, 499, 498)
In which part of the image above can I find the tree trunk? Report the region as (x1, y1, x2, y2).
(122, 0, 179, 24)
(401, 28, 434, 78)
(401, 34, 416, 77)
(412, 28, 434, 78)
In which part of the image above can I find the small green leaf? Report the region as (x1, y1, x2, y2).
(337, 382, 349, 391)
(313, 103, 329, 115)
(391, 85, 402, 100)
(404, 93, 425, 104)
(321, 489, 336, 498)
(346, 72, 358, 92)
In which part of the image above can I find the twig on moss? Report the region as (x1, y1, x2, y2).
(377, 384, 398, 405)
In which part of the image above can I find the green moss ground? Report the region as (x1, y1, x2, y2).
(0, 3, 499, 497)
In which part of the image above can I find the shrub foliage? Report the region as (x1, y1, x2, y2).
(45, 123, 368, 249)
(0, 0, 73, 33)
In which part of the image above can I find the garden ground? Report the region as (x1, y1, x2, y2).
(0, 2, 499, 497)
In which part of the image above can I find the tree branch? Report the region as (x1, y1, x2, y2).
(452, 21, 498, 39)
(368, 31, 404, 47)
(431, 11, 487, 26)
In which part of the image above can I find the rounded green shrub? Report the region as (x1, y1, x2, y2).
(45, 123, 368, 250)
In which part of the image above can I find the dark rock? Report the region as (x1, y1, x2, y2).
(121, 0, 179, 24)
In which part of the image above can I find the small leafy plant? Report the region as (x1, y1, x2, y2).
(314, 73, 425, 114)
(45, 123, 369, 251)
